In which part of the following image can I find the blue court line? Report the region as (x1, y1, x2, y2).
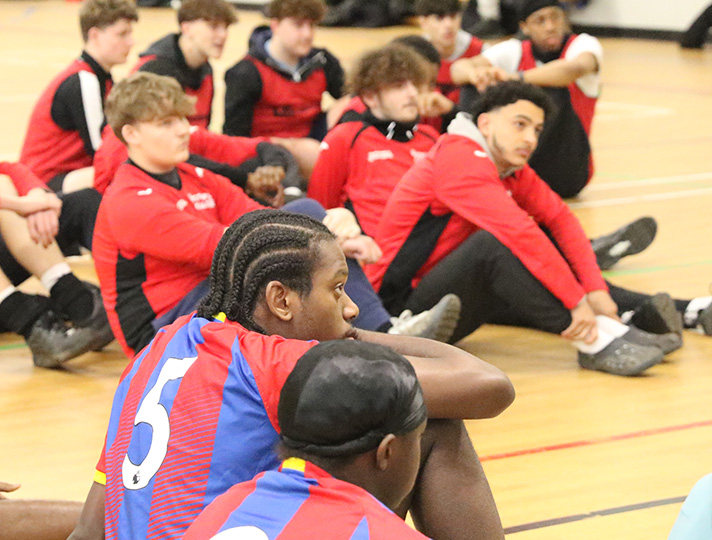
(505, 495, 686, 534)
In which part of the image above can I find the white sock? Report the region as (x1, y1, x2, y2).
(572, 325, 616, 355)
(40, 263, 72, 292)
(620, 310, 634, 324)
(0, 285, 17, 305)
(596, 315, 629, 338)
(684, 296, 712, 326)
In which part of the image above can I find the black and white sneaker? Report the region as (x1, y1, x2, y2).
(577, 337, 664, 376)
(388, 294, 461, 343)
(591, 217, 657, 270)
(27, 310, 103, 368)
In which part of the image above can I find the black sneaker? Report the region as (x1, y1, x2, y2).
(591, 217, 657, 270)
(577, 337, 663, 376)
(75, 282, 114, 351)
(622, 326, 683, 355)
(26, 310, 104, 368)
(630, 292, 684, 335)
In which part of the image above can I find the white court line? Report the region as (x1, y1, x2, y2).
(569, 186, 712, 209)
(594, 101, 674, 121)
(586, 171, 712, 192)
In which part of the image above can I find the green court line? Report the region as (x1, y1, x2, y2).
(0, 342, 28, 351)
(604, 259, 712, 277)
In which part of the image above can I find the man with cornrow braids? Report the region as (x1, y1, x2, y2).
(71, 210, 514, 540)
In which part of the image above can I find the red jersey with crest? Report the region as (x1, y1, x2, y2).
(92, 161, 264, 355)
(308, 117, 438, 238)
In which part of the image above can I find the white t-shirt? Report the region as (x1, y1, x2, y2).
(482, 34, 603, 98)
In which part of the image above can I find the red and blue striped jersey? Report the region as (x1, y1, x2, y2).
(183, 459, 431, 540)
(96, 313, 317, 540)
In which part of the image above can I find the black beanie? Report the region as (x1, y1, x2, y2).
(518, 0, 562, 22)
(279, 341, 428, 458)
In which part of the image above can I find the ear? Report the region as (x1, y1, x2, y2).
(375, 434, 397, 471)
(121, 124, 139, 146)
(263, 280, 297, 322)
(477, 112, 491, 136)
(179, 20, 193, 37)
(269, 18, 280, 34)
(519, 20, 528, 35)
(86, 26, 100, 44)
(361, 90, 379, 111)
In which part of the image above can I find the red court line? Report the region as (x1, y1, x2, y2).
(480, 419, 712, 461)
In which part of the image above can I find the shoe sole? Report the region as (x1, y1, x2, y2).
(699, 306, 712, 336)
(419, 294, 461, 343)
(632, 292, 684, 336)
(594, 217, 657, 270)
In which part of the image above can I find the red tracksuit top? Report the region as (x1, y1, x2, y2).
(93, 161, 264, 356)
(308, 116, 438, 238)
(366, 123, 606, 311)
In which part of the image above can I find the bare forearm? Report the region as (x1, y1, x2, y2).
(67, 482, 105, 540)
(521, 55, 597, 87)
(0, 499, 82, 540)
(355, 330, 515, 419)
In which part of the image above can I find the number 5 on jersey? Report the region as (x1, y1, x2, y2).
(122, 356, 197, 490)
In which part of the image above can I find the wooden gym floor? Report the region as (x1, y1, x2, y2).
(1, 3, 712, 538)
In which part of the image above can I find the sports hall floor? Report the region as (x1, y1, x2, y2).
(1, 2, 712, 538)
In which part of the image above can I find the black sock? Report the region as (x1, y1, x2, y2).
(0, 291, 50, 338)
(49, 274, 94, 323)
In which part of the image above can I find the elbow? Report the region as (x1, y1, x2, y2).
(469, 370, 516, 419)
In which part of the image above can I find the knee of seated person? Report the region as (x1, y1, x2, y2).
(419, 419, 469, 457)
(284, 197, 327, 220)
(0, 175, 19, 196)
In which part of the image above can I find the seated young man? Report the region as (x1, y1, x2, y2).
(0, 163, 112, 368)
(69, 210, 514, 540)
(19, 0, 137, 193)
(367, 81, 712, 376)
(134, 0, 237, 129)
(94, 73, 460, 357)
(458, 0, 603, 198)
(183, 340, 430, 540)
(309, 45, 440, 239)
(416, 0, 485, 105)
(223, 0, 348, 175)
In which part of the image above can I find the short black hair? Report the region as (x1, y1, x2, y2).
(470, 80, 554, 122)
(415, 0, 461, 17)
(197, 210, 335, 332)
(391, 34, 441, 67)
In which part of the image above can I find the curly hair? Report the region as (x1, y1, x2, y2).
(469, 80, 555, 122)
(347, 45, 431, 97)
(178, 0, 237, 25)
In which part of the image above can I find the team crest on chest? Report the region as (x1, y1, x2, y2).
(188, 192, 216, 210)
(367, 149, 395, 162)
